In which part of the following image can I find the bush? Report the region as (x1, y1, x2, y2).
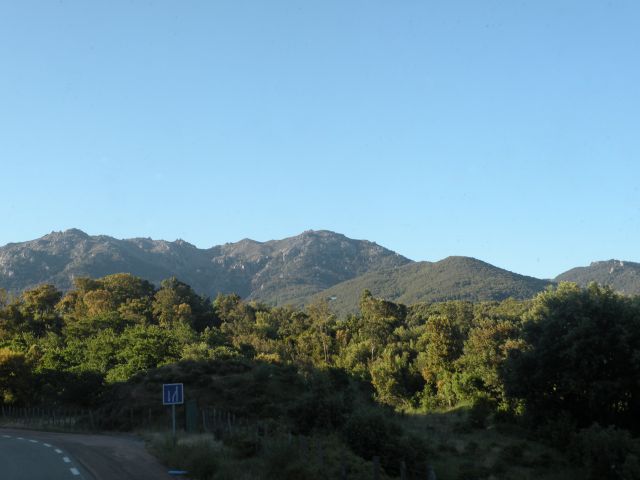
(223, 431, 260, 459)
(342, 409, 428, 474)
(499, 442, 526, 463)
(289, 390, 348, 434)
(467, 397, 495, 428)
(537, 411, 578, 448)
(262, 443, 320, 480)
(570, 424, 640, 480)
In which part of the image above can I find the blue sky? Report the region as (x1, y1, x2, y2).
(1, 1, 638, 279)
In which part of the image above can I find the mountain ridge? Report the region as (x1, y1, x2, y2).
(0, 229, 411, 305)
(555, 259, 640, 295)
(1, 230, 639, 310)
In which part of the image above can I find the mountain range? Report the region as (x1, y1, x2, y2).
(0, 229, 409, 307)
(0, 229, 638, 314)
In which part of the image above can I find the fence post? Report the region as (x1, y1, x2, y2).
(372, 456, 380, 480)
(427, 464, 437, 480)
(299, 436, 307, 458)
(317, 441, 324, 468)
(400, 460, 406, 480)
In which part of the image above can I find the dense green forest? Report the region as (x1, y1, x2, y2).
(1, 274, 640, 479)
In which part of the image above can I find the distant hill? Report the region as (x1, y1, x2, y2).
(555, 260, 640, 295)
(313, 256, 553, 315)
(0, 229, 410, 305)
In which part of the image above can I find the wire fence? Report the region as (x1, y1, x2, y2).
(0, 405, 96, 431)
(0, 404, 182, 434)
(0, 403, 437, 479)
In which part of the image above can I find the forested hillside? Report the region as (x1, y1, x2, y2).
(1, 274, 640, 478)
(313, 256, 552, 315)
(556, 259, 640, 295)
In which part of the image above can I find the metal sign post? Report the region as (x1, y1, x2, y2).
(163, 383, 184, 444)
(172, 404, 176, 439)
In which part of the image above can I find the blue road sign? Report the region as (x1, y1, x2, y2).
(163, 383, 184, 405)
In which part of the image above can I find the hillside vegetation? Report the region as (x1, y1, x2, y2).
(313, 257, 552, 315)
(556, 259, 640, 295)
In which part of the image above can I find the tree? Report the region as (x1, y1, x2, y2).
(17, 284, 63, 336)
(415, 314, 464, 407)
(152, 277, 215, 331)
(0, 348, 32, 404)
(370, 345, 423, 408)
(100, 273, 155, 305)
(504, 283, 640, 431)
(457, 317, 525, 406)
(0, 288, 8, 309)
(305, 299, 336, 364)
(359, 291, 404, 359)
(106, 324, 181, 382)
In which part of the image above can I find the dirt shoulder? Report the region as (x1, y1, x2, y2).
(0, 427, 173, 480)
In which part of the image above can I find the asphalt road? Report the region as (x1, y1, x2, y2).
(0, 428, 173, 480)
(0, 432, 91, 480)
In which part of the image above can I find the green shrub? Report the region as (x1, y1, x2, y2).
(571, 424, 640, 480)
(458, 462, 493, 479)
(262, 443, 320, 480)
(343, 410, 401, 460)
(465, 441, 479, 454)
(499, 442, 526, 463)
(538, 411, 578, 448)
(342, 409, 428, 474)
(289, 390, 348, 434)
(223, 431, 260, 459)
(467, 396, 495, 428)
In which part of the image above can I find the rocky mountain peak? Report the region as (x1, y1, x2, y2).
(0, 229, 411, 306)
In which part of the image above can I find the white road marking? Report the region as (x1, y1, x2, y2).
(2, 435, 85, 478)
